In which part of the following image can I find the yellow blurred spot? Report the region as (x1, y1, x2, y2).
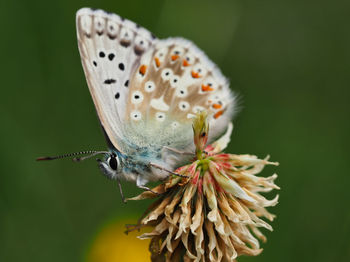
(87, 220, 150, 262)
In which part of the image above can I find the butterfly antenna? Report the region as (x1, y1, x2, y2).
(36, 150, 110, 162)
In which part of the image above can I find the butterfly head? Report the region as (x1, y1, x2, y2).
(97, 152, 123, 180)
(37, 150, 124, 181)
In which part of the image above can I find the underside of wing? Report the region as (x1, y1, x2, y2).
(76, 8, 157, 153)
(124, 38, 236, 154)
(76, 8, 236, 170)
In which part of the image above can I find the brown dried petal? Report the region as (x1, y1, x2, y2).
(205, 220, 222, 262)
(181, 231, 197, 259)
(143, 196, 172, 224)
(161, 210, 182, 252)
(209, 162, 255, 203)
(164, 191, 182, 222)
(217, 193, 239, 223)
(190, 193, 203, 234)
(203, 174, 226, 236)
(194, 214, 205, 261)
(139, 218, 169, 239)
(127, 184, 166, 201)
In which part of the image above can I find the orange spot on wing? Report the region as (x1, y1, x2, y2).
(171, 55, 179, 61)
(154, 57, 161, 67)
(212, 103, 222, 109)
(201, 84, 214, 92)
(183, 59, 190, 67)
(191, 71, 201, 78)
(214, 110, 224, 119)
(139, 65, 147, 76)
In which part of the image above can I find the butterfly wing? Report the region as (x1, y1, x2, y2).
(125, 38, 236, 156)
(76, 8, 157, 153)
(76, 8, 236, 172)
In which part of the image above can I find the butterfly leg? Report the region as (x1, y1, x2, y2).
(163, 146, 194, 156)
(149, 162, 189, 178)
(136, 175, 159, 195)
(116, 178, 127, 203)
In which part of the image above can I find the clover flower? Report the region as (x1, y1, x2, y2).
(127, 112, 279, 261)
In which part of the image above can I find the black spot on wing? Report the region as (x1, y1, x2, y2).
(118, 63, 125, 71)
(124, 80, 129, 87)
(115, 92, 120, 99)
(108, 53, 115, 61)
(104, 79, 116, 84)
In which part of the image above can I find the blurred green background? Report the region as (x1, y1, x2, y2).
(1, 0, 349, 261)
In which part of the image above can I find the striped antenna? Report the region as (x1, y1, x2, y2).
(36, 150, 110, 162)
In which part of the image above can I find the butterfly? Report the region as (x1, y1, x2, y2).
(38, 8, 236, 201)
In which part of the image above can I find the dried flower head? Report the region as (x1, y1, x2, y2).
(127, 112, 279, 261)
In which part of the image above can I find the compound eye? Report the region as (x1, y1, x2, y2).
(108, 156, 118, 170)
